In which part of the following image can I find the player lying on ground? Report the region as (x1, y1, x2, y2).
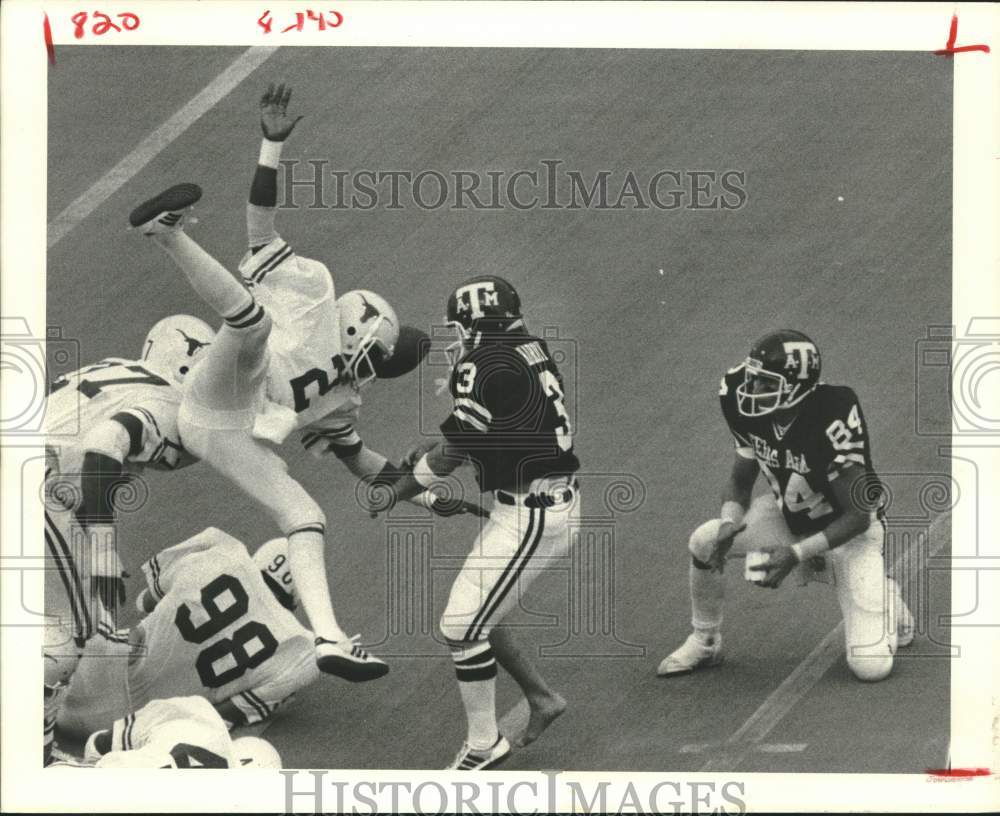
(371, 276, 581, 770)
(50, 695, 280, 769)
(127, 83, 448, 682)
(43, 315, 214, 762)
(657, 330, 914, 683)
(57, 528, 319, 742)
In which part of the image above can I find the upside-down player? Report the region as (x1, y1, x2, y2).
(127, 84, 454, 682)
(374, 276, 580, 769)
(43, 315, 214, 761)
(657, 330, 913, 683)
(57, 528, 318, 741)
(51, 695, 280, 769)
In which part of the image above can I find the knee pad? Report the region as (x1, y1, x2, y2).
(688, 519, 723, 563)
(279, 496, 326, 537)
(847, 648, 894, 682)
(439, 614, 472, 643)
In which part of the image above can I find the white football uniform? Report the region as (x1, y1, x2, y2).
(58, 528, 318, 737)
(96, 696, 236, 768)
(236, 235, 363, 457)
(45, 358, 193, 644)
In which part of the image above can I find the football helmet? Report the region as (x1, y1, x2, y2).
(141, 314, 214, 384)
(735, 329, 821, 417)
(443, 275, 522, 366)
(337, 290, 399, 389)
(253, 538, 297, 610)
(232, 736, 282, 768)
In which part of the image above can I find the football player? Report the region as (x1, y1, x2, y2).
(372, 276, 581, 769)
(69, 695, 281, 768)
(43, 315, 214, 761)
(128, 84, 449, 682)
(657, 330, 914, 683)
(57, 528, 318, 740)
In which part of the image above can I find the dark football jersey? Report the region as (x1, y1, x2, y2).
(440, 330, 580, 492)
(719, 365, 882, 535)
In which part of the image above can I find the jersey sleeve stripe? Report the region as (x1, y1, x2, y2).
(251, 244, 293, 284)
(454, 397, 492, 422)
(238, 691, 269, 721)
(245, 690, 273, 715)
(148, 555, 164, 599)
(452, 407, 489, 433)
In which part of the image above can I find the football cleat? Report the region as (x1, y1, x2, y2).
(656, 632, 724, 677)
(129, 183, 203, 234)
(447, 736, 512, 771)
(314, 635, 389, 682)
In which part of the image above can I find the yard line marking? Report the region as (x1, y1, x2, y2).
(47, 46, 277, 249)
(680, 742, 807, 754)
(699, 513, 950, 772)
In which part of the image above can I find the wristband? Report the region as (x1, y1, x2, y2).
(258, 139, 284, 169)
(791, 532, 830, 562)
(413, 453, 439, 489)
(720, 500, 745, 527)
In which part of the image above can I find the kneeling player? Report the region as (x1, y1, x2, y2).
(658, 330, 913, 683)
(53, 696, 280, 768)
(58, 528, 318, 740)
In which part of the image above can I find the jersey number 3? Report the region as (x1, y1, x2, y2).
(174, 574, 279, 689)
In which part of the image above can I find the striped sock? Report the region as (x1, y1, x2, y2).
(451, 640, 499, 750)
(224, 299, 266, 330)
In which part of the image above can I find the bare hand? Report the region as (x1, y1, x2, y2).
(757, 542, 798, 588)
(260, 83, 303, 141)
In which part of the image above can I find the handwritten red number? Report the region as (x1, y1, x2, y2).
(120, 12, 139, 31)
(91, 11, 121, 35)
(327, 11, 343, 28)
(71, 11, 89, 38)
(258, 10, 273, 34)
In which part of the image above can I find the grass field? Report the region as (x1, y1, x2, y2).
(48, 46, 952, 772)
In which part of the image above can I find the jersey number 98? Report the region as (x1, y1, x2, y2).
(174, 574, 279, 689)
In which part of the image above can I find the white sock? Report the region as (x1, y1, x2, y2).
(155, 232, 254, 319)
(288, 529, 348, 643)
(690, 559, 724, 644)
(451, 641, 499, 750)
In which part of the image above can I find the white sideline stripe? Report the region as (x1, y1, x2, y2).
(47, 46, 278, 249)
(699, 513, 950, 772)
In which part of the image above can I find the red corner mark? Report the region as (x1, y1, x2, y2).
(934, 14, 990, 55)
(43, 12, 55, 65)
(926, 767, 992, 778)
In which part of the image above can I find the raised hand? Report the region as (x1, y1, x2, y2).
(260, 82, 303, 142)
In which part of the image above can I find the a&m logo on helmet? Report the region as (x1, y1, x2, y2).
(736, 329, 821, 417)
(444, 275, 522, 366)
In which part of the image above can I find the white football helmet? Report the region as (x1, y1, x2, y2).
(141, 314, 214, 384)
(253, 538, 297, 608)
(232, 736, 282, 768)
(337, 290, 398, 388)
